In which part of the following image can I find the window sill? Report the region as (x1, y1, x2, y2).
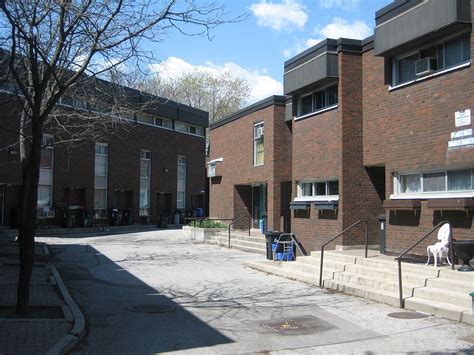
(253, 164, 264, 168)
(389, 61, 471, 92)
(390, 192, 474, 200)
(294, 195, 339, 202)
(294, 104, 338, 121)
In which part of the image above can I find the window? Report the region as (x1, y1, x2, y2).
(393, 32, 471, 86)
(395, 169, 474, 196)
(297, 85, 338, 117)
(297, 180, 339, 200)
(140, 150, 151, 216)
(177, 155, 186, 209)
(253, 122, 264, 166)
(37, 135, 54, 217)
(94, 143, 108, 218)
(175, 122, 205, 136)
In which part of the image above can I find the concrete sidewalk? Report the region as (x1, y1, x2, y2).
(0, 233, 84, 355)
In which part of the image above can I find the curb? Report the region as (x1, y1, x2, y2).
(46, 257, 86, 355)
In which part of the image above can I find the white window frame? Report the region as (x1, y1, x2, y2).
(391, 31, 471, 88)
(37, 134, 54, 218)
(295, 179, 339, 202)
(253, 121, 264, 166)
(391, 168, 474, 199)
(139, 149, 151, 217)
(296, 84, 338, 119)
(94, 143, 108, 218)
(177, 155, 186, 209)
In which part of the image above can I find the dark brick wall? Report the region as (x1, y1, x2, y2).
(0, 104, 206, 226)
(209, 103, 291, 231)
(362, 3, 474, 254)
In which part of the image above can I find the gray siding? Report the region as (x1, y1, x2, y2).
(284, 53, 338, 95)
(374, 0, 471, 56)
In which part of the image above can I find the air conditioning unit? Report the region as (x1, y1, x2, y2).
(256, 126, 264, 138)
(415, 57, 437, 76)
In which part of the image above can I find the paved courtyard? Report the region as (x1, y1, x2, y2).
(40, 229, 474, 354)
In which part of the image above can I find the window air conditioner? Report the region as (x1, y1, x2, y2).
(256, 126, 264, 138)
(415, 57, 437, 76)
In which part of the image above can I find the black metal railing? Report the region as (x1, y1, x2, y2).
(396, 220, 452, 308)
(319, 220, 368, 288)
(227, 215, 251, 248)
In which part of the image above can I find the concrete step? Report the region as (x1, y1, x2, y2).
(311, 250, 357, 263)
(343, 263, 429, 286)
(244, 261, 320, 285)
(413, 287, 472, 309)
(404, 297, 474, 325)
(438, 268, 474, 282)
(215, 232, 266, 244)
(296, 255, 350, 271)
(207, 235, 266, 249)
(426, 277, 473, 294)
(205, 239, 265, 255)
(279, 260, 340, 280)
(356, 257, 441, 277)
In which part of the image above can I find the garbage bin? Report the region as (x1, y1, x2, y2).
(378, 214, 386, 254)
(265, 231, 281, 260)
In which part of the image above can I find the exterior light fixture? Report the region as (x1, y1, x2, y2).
(8, 148, 18, 156)
(163, 168, 169, 173)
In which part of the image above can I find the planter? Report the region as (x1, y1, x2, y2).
(453, 240, 474, 272)
(182, 226, 226, 242)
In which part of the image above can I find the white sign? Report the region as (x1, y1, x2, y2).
(448, 137, 474, 148)
(455, 109, 471, 127)
(451, 128, 472, 139)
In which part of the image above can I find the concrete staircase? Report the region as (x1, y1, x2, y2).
(245, 250, 474, 325)
(205, 229, 266, 255)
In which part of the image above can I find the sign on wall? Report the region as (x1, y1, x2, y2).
(455, 109, 471, 127)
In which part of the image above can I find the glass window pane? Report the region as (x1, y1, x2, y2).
(140, 189, 150, 208)
(95, 155, 107, 175)
(39, 169, 52, 185)
(328, 181, 339, 195)
(177, 191, 185, 209)
(176, 122, 187, 132)
(398, 53, 418, 84)
(462, 34, 471, 62)
(140, 160, 150, 177)
(327, 86, 338, 106)
(94, 189, 106, 209)
(300, 95, 313, 115)
(40, 149, 53, 169)
(94, 175, 107, 189)
(423, 172, 446, 192)
(400, 174, 421, 193)
(301, 183, 312, 197)
(37, 185, 51, 206)
(437, 45, 445, 69)
(445, 37, 463, 67)
(315, 182, 326, 196)
(448, 169, 472, 191)
(314, 91, 325, 110)
(137, 114, 154, 125)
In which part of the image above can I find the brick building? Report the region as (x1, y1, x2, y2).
(208, 96, 292, 232)
(209, 0, 473, 257)
(0, 84, 208, 228)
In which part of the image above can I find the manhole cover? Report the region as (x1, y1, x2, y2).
(387, 311, 428, 319)
(128, 304, 175, 313)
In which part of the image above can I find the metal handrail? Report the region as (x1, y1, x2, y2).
(227, 215, 251, 248)
(184, 217, 234, 228)
(397, 220, 451, 308)
(319, 220, 368, 288)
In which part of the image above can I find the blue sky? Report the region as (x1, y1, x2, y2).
(150, 0, 390, 104)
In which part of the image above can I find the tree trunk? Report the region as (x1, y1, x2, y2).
(16, 115, 42, 315)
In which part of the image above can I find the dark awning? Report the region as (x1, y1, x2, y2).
(289, 202, 310, 210)
(312, 200, 338, 210)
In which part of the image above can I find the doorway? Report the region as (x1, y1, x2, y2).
(251, 184, 266, 229)
(0, 184, 4, 226)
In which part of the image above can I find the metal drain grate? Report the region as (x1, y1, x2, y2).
(128, 304, 175, 313)
(387, 311, 428, 319)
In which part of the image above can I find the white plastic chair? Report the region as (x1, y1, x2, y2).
(425, 223, 452, 267)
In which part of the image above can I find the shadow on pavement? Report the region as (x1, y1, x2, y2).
(50, 243, 232, 353)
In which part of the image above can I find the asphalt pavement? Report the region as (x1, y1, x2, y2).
(40, 229, 474, 354)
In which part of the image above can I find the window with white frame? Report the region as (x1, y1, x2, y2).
(175, 121, 205, 136)
(297, 180, 339, 200)
(94, 143, 108, 218)
(392, 32, 471, 86)
(177, 155, 186, 209)
(136, 113, 173, 129)
(139, 150, 151, 216)
(394, 168, 474, 197)
(37, 135, 54, 217)
(298, 85, 338, 117)
(253, 122, 264, 166)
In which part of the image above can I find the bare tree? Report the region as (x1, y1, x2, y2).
(0, 0, 241, 314)
(141, 70, 250, 123)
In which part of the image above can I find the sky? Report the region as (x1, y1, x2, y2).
(150, 0, 391, 105)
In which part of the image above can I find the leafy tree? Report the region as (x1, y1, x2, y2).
(0, 0, 240, 314)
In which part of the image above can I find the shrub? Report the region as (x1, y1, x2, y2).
(189, 219, 227, 228)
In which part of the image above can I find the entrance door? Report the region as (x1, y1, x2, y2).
(0, 185, 4, 226)
(251, 184, 266, 229)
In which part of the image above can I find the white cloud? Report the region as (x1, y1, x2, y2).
(250, 0, 308, 31)
(319, 0, 360, 10)
(283, 17, 371, 58)
(149, 57, 283, 104)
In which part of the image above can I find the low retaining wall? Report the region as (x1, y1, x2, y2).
(182, 226, 226, 242)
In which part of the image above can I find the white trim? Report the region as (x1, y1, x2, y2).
(206, 157, 223, 165)
(294, 196, 339, 202)
(389, 62, 471, 91)
(294, 104, 338, 121)
(390, 192, 474, 200)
